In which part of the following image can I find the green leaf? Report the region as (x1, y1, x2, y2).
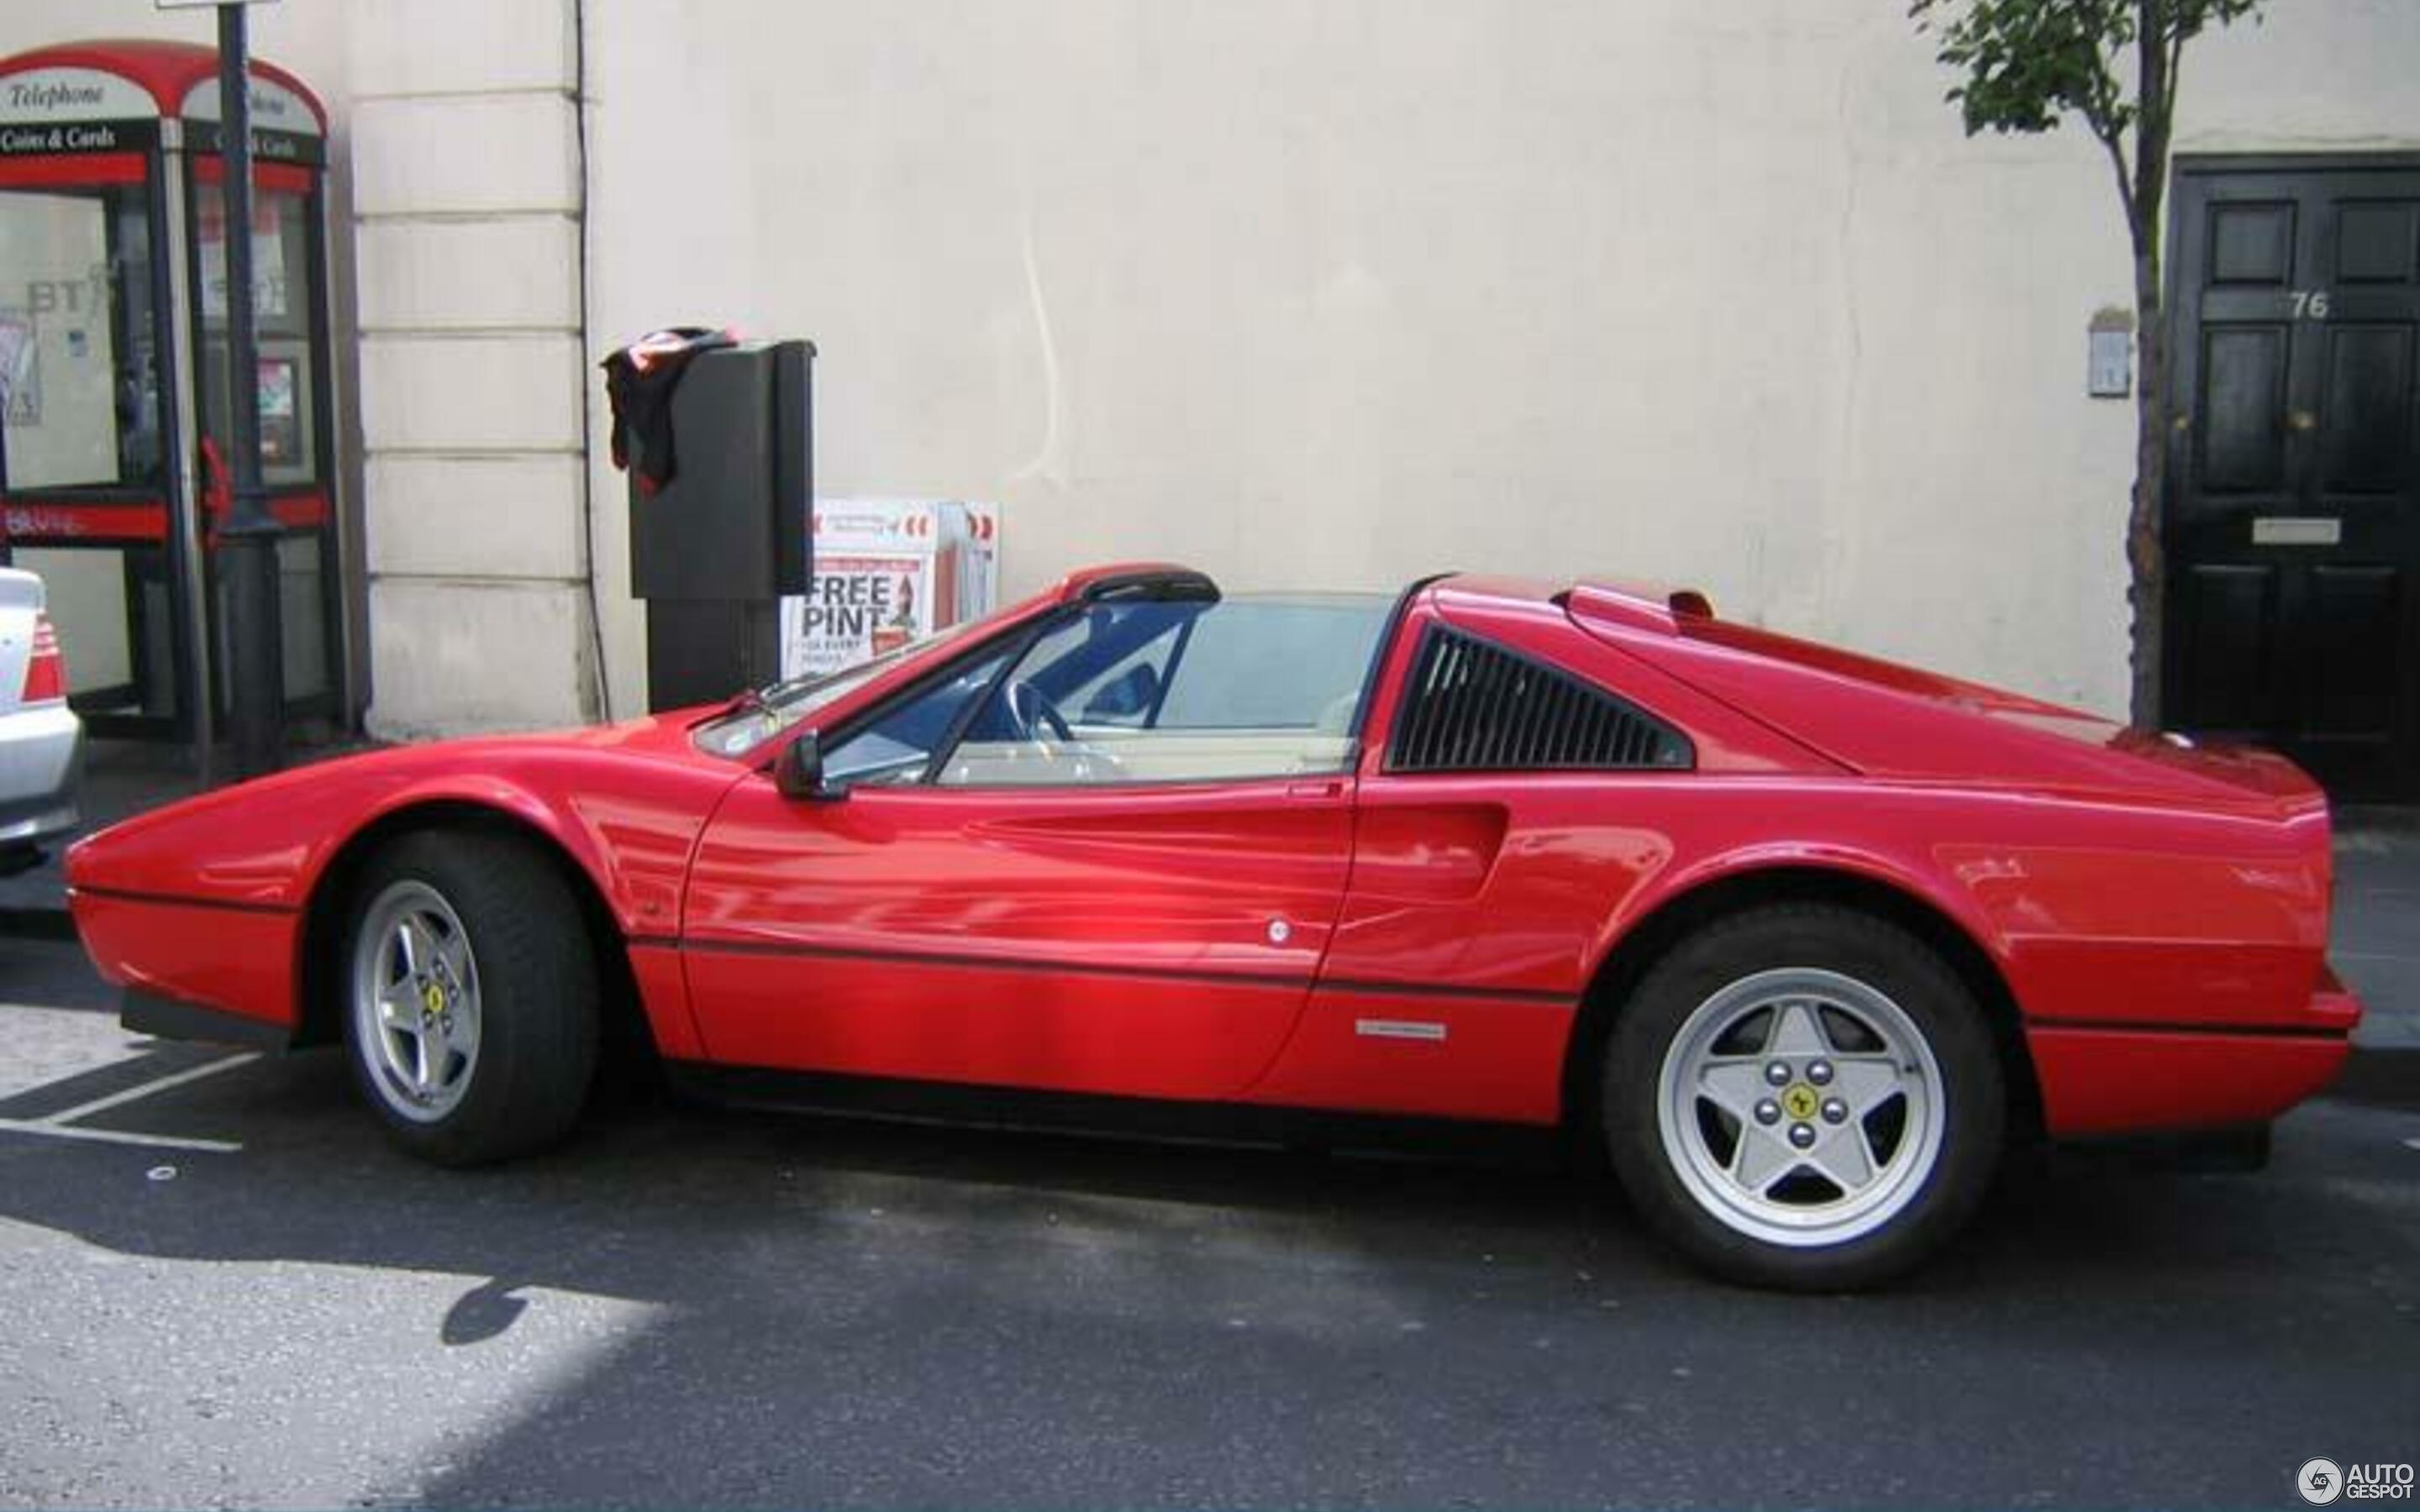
(1913, 0, 2258, 139)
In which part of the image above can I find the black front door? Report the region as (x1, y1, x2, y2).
(2165, 155, 2420, 800)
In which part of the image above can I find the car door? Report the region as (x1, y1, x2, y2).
(680, 592, 1393, 1100)
(1246, 590, 1708, 1125)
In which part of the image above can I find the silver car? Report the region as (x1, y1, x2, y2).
(0, 567, 82, 876)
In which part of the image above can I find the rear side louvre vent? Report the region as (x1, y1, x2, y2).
(1388, 628, 1692, 774)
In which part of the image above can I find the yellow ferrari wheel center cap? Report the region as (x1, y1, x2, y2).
(1781, 1084, 1820, 1121)
(424, 983, 446, 1016)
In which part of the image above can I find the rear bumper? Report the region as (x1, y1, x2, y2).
(2028, 971, 2361, 1137)
(0, 701, 81, 847)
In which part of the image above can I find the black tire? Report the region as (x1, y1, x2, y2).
(1602, 904, 2004, 1291)
(338, 830, 600, 1166)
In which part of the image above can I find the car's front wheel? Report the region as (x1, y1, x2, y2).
(341, 831, 599, 1165)
(1602, 905, 2004, 1290)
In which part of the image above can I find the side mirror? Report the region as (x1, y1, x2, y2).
(773, 730, 843, 801)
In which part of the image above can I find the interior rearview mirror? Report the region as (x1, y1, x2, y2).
(773, 729, 842, 801)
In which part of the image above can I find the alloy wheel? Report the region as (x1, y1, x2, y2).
(1655, 967, 1946, 1247)
(350, 879, 483, 1122)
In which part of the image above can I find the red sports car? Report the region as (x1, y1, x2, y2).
(66, 564, 2359, 1288)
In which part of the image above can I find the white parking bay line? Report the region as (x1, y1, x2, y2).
(0, 1118, 239, 1153)
(43, 1053, 260, 1126)
(0, 1052, 261, 1154)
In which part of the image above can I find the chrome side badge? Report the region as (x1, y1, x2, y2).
(1355, 1018, 1447, 1042)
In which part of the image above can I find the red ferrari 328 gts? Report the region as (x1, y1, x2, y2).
(68, 564, 2359, 1288)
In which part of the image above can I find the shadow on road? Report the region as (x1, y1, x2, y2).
(1, 1025, 2413, 1508)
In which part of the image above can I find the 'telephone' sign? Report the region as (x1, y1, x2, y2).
(0, 68, 154, 124)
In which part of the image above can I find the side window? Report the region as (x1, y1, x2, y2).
(1386, 627, 1692, 773)
(1058, 620, 1184, 729)
(822, 645, 1013, 786)
(937, 597, 1391, 788)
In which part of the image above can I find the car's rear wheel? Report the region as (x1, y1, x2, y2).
(1602, 904, 2003, 1290)
(341, 831, 598, 1165)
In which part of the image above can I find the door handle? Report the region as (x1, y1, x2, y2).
(1286, 779, 1344, 800)
(2286, 408, 2318, 433)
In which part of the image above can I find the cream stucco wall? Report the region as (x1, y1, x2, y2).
(8, 3, 2416, 736)
(347, 0, 592, 738)
(578, 0, 2419, 724)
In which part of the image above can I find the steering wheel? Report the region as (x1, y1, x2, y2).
(1003, 680, 1074, 744)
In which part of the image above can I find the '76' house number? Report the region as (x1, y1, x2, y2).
(2288, 289, 2333, 320)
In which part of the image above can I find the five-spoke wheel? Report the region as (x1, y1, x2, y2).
(1605, 905, 2004, 1290)
(1658, 969, 1943, 1248)
(351, 880, 484, 1121)
(338, 830, 601, 1165)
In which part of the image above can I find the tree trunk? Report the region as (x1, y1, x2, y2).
(2128, 241, 2166, 727)
(2125, 3, 2174, 728)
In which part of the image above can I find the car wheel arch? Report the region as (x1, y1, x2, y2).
(292, 800, 650, 1066)
(1560, 863, 2044, 1147)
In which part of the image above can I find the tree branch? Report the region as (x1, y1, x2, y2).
(2097, 124, 2139, 235)
(2130, 0, 2167, 248)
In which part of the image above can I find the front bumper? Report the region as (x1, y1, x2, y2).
(68, 887, 302, 1037)
(0, 701, 82, 848)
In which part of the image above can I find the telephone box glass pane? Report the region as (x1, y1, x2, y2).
(204, 531, 331, 706)
(11, 543, 180, 719)
(191, 181, 319, 487)
(0, 184, 163, 491)
(277, 531, 327, 700)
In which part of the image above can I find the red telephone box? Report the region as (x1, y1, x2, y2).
(0, 39, 350, 746)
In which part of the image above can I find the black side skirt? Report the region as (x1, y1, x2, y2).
(666, 1061, 1565, 1163)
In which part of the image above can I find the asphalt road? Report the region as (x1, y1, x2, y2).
(0, 937, 2413, 1511)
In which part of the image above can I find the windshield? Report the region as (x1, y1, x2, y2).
(692, 617, 985, 759)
